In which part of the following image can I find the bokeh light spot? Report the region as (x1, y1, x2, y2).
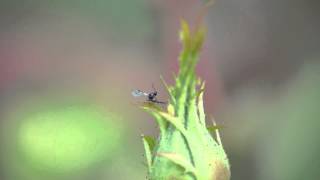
(18, 106, 123, 173)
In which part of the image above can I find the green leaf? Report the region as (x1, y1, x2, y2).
(144, 106, 188, 137)
(207, 125, 224, 132)
(160, 75, 176, 105)
(142, 135, 154, 173)
(141, 103, 168, 134)
(157, 152, 198, 178)
(179, 19, 191, 53)
(197, 82, 206, 125)
(144, 136, 156, 153)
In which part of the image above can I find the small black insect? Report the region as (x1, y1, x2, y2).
(132, 85, 166, 104)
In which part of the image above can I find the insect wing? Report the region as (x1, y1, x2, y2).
(132, 90, 147, 97)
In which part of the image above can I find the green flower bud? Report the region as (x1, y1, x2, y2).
(141, 20, 230, 180)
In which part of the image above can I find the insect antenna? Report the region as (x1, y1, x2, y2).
(152, 83, 156, 92)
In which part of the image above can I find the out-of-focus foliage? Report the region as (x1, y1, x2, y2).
(18, 106, 122, 172)
(1, 104, 128, 180)
(220, 63, 320, 180)
(0, 0, 153, 41)
(258, 63, 320, 180)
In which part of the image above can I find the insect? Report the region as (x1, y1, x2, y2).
(132, 85, 166, 104)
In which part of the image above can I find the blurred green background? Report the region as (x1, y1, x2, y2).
(0, 0, 319, 179)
